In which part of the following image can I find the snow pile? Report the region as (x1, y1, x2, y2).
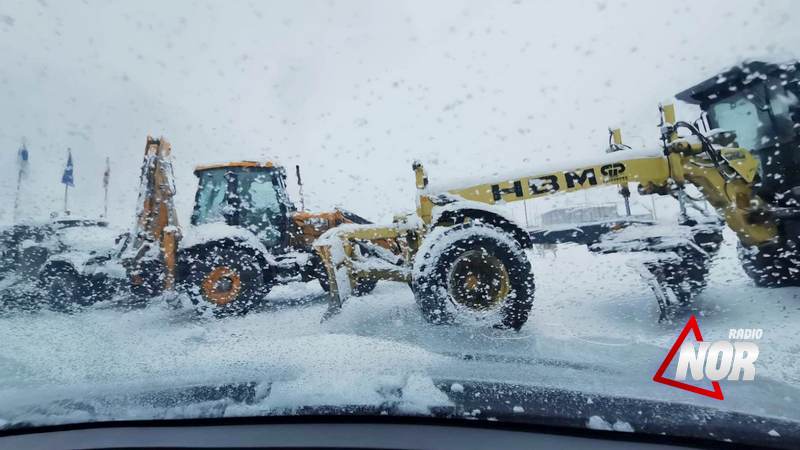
(0, 300, 453, 426)
(587, 415, 635, 432)
(246, 372, 451, 415)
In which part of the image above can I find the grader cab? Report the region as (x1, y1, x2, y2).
(314, 60, 800, 329)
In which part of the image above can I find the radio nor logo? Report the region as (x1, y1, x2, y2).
(653, 316, 761, 400)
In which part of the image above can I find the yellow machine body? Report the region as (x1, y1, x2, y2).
(314, 103, 778, 308)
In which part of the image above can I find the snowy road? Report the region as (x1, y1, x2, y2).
(1, 228, 799, 429)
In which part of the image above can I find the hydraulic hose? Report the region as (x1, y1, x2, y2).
(672, 121, 723, 169)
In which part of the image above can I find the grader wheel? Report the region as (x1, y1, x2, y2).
(411, 223, 535, 330)
(738, 241, 800, 287)
(643, 227, 722, 321)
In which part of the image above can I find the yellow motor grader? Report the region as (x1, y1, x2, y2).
(314, 60, 800, 329)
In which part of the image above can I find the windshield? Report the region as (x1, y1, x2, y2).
(2, 1, 800, 448)
(708, 89, 776, 151)
(707, 80, 798, 152)
(236, 170, 284, 248)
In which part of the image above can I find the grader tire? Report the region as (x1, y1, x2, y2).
(738, 241, 800, 287)
(668, 246, 715, 305)
(179, 246, 269, 317)
(411, 223, 534, 331)
(644, 228, 721, 320)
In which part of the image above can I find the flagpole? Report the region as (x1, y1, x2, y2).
(103, 156, 110, 218)
(61, 148, 74, 215)
(13, 140, 28, 224)
(13, 164, 23, 223)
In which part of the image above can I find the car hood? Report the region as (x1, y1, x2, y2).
(1, 376, 798, 449)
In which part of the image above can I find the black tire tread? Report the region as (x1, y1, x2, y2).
(412, 223, 534, 330)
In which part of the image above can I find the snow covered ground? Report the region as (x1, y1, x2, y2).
(0, 227, 798, 430)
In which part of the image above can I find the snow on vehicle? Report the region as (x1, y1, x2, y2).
(36, 219, 128, 310)
(0, 218, 127, 311)
(124, 137, 386, 316)
(0, 223, 51, 280)
(314, 60, 799, 329)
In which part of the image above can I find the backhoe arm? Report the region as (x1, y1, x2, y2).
(124, 136, 182, 295)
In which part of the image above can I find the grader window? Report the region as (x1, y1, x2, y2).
(708, 90, 774, 151)
(707, 79, 798, 152)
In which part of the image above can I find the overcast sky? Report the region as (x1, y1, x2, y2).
(1, 0, 797, 226)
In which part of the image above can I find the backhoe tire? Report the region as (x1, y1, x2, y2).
(738, 241, 800, 287)
(412, 223, 534, 331)
(309, 253, 331, 293)
(179, 246, 269, 317)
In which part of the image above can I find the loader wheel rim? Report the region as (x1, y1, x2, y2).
(447, 249, 510, 310)
(201, 266, 242, 306)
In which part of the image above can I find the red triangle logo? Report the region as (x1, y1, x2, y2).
(652, 315, 724, 400)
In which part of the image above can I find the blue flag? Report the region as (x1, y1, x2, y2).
(17, 143, 29, 176)
(17, 144, 28, 164)
(61, 150, 74, 187)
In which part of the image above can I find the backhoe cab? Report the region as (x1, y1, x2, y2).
(314, 60, 800, 329)
(176, 161, 375, 315)
(191, 162, 294, 250)
(124, 145, 376, 315)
